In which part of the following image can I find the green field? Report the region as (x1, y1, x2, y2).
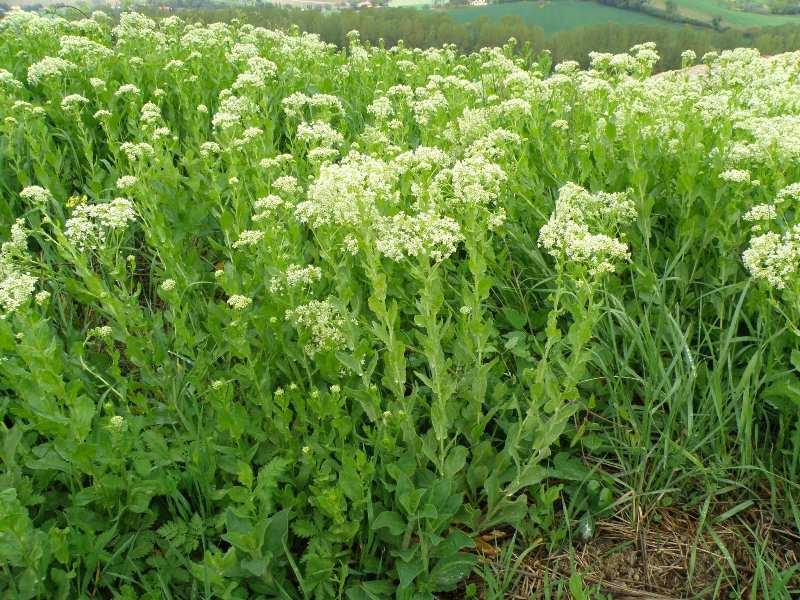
(657, 0, 800, 26)
(444, 0, 680, 33)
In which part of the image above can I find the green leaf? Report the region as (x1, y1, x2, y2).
(263, 509, 290, 556)
(443, 445, 468, 479)
(396, 556, 425, 589)
(430, 553, 476, 591)
(373, 511, 406, 536)
(503, 307, 528, 329)
(791, 350, 800, 372)
(339, 459, 362, 502)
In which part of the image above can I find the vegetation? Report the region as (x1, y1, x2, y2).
(645, 0, 800, 27)
(2, 7, 800, 599)
(153, 5, 800, 72)
(444, 0, 678, 35)
(441, 0, 800, 31)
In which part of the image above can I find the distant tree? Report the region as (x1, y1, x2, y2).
(159, 4, 800, 71)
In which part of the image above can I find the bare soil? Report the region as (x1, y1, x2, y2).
(476, 506, 800, 599)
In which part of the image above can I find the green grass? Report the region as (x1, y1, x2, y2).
(443, 0, 680, 33)
(652, 0, 800, 27)
(442, 0, 800, 33)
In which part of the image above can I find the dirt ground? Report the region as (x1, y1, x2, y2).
(475, 506, 800, 598)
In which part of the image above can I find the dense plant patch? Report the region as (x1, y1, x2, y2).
(0, 10, 799, 598)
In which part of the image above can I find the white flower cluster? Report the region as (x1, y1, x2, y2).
(538, 183, 636, 275)
(89, 325, 113, 340)
(296, 121, 344, 149)
(394, 146, 452, 174)
(589, 43, 660, 77)
(273, 175, 301, 197)
(296, 152, 398, 228)
(19, 185, 53, 206)
(260, 154, 294, 170)
(367, 96, 393, 121)
(120, 142, 155, 162)
(0, 218, 37, 317)
(232, 56, 278, 91)
(115, 83, 141, 98)
(58, 35, 113, 62)
(227, 294, 253, 310)
(116, 175, 138, 191)
(743, 227, 800, 290)
(374, 212, 462, 263)
(212, 92, 257, 131)
(140, 102, 162, 126)
(227, 42, 260, 63)
(282, 92, 343, 120)
(64, 198, 137, 250)
(720, 169, 751, 184)
(113, 12, 166, 47)
(232, 230, 265, 249)
(411, 89, 448, 127)
(776, 183, 800, 204)
(200, 141, 222, 157)
(450, 154, 507, 207)
(285, 298, 348, 355)
(0, 69, 23, 90)
(743, 203, 777, 223)
(61, 94, 89, 111)
(270, 264, 322, 293)
(27, 56, 75, 85)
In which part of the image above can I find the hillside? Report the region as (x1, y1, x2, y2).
(441, 0, 800, 32)
(444, 0, 681, 33)
(649, 0, 800, 27)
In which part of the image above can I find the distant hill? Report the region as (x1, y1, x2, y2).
(443, 0, 800, 32)
(648, 0, 800, 27)
(443, 0, 681, 34)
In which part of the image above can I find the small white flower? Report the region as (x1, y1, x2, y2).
(720, 169, 751, 184)
(227, 294, 252, 310)
(61, 94, 89, 111)
(743, 204, 777, 222)
(20, 186, 53, 206)
(108, 415, 125, 432)
(116, 175, 138, 190)
(114, 83, 141, 97)
(89, 325, 113, 340)
(232, 230, 265, 249)
(200, 142, 221, 157)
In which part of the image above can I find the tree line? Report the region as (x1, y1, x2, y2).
(155, 5, 800, 71)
